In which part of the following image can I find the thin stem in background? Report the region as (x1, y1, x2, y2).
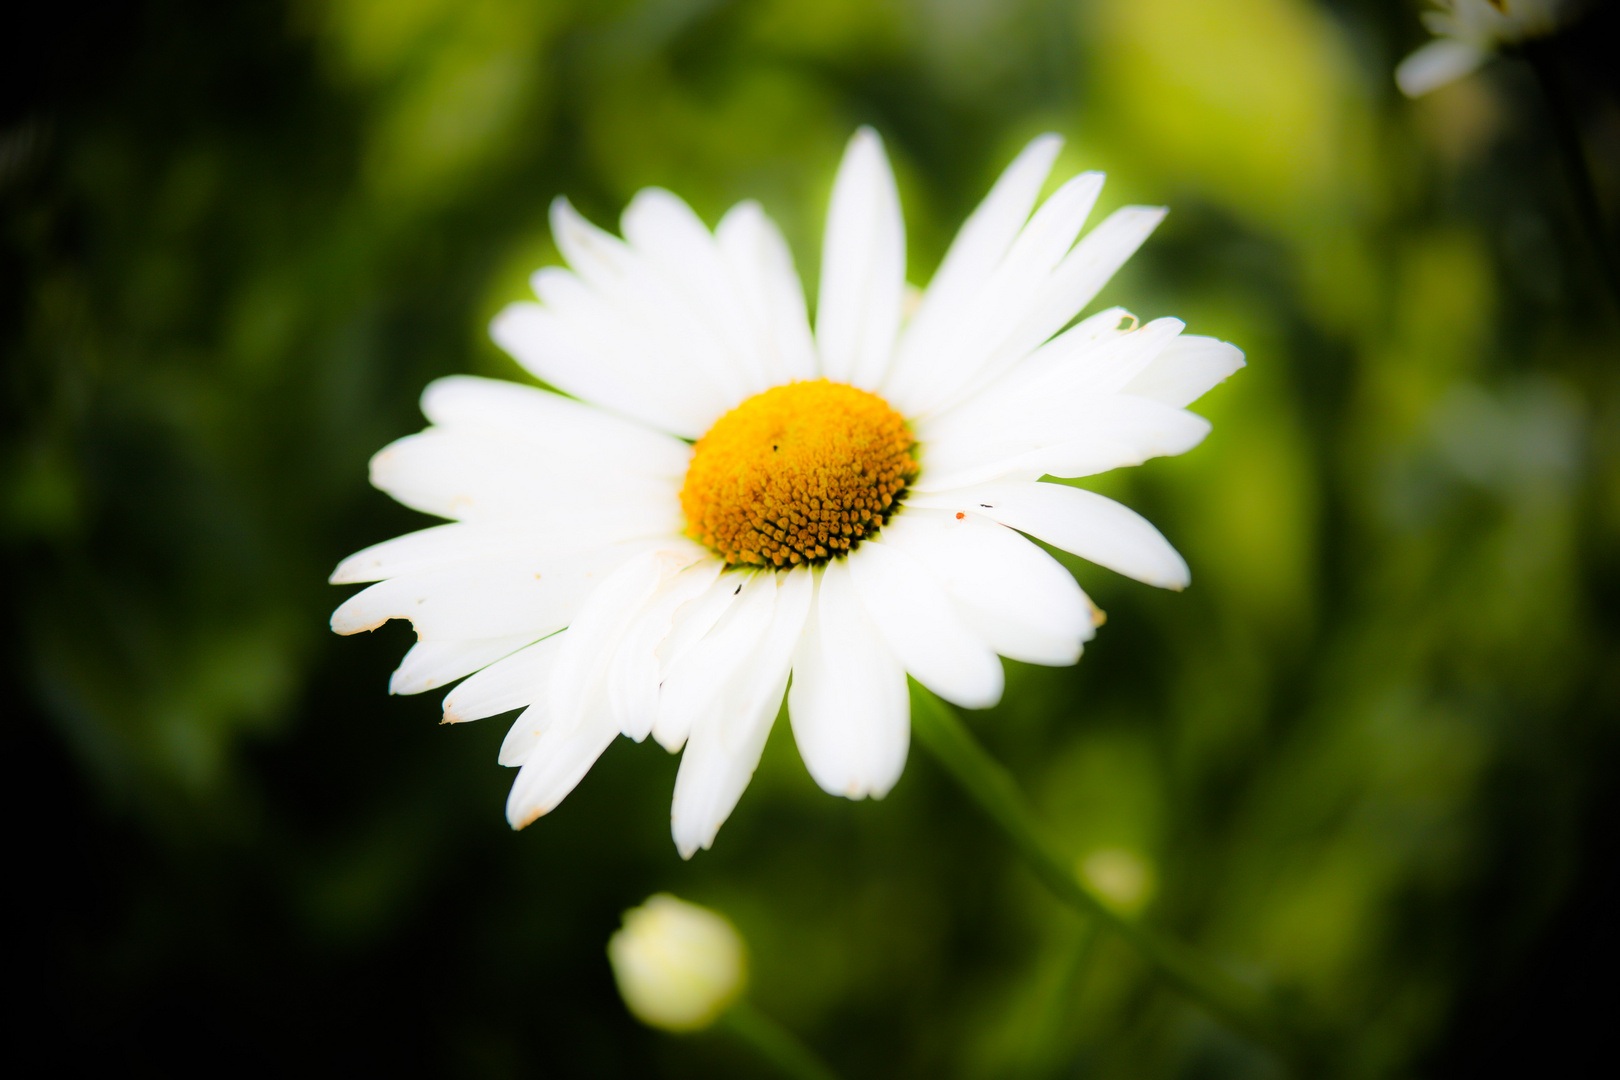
(1026, 915, 1100, 1078)
(1522, 41, 1620, 315)
(722, 999, 842, 1080)
(908, 683, 1297, 1056)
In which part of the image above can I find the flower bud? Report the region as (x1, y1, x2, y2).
(608, 893, 747, 1032)
(1079, 847, 1157, 915)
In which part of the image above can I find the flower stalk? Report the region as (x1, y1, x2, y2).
(1025, 915, 1100, 1076)
(1521, 40, 1620, 313)
(908, 683, 1292, 1052)
(722, 1000, 842, 1080)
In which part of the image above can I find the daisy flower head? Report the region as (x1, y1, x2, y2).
(330, 129, 1244, 858)
(1395, 0, 1577, 97)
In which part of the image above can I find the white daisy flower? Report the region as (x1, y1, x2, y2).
(1395, 0, 1576, 97)
(330, 129, 1243, 858)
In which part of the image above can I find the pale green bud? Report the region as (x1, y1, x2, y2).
(608, 893, 747, 1033)
(1079, 847, 1157, 915)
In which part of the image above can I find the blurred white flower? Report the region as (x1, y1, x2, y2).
(330, 128, 1243, 857)
(1395, 0, 1576, 97)
(608, 893, 747, 1033)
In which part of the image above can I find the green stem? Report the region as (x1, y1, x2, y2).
(722, 1000, 841, 1080)
(1521, 41, 1620, 315)
(1026, 915, 1099, 1077)
(908, 683, 1290, 1052)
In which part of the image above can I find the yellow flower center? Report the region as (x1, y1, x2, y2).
(681, 380, 917, 568)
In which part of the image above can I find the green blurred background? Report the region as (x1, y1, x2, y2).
(6, 1, 1617, 1076)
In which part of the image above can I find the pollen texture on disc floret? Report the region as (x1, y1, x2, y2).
(680, 380, 918, 568)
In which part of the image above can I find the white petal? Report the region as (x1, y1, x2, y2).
(1027, 400, 1212, 481)
(329, 540, 667, 640)
(490, 299, 720, 439)
(387, 635, 537, 696)
(986, 206, 1166, 386)
(816, 127, 905, 389)
(844, 541, 1004, 709)
(548, 194, 636, 290)
(504, 713, 621, 828)
(1040, 205, 1165, 320)
(881, 509, 1093, 665)
(719, 566, 811, 752)
(547, 550, 677, 740)
(906, 306, 1135, 435)
(546, 198, 747, 423)
(668, 667, 787, 859)
(895, 134, 1063, 364)
(887, 171, 1105, 416)
(367, 427, 683, 533)
(330, 518, 686, 585)
(650, 570, 749, 751)
(608, 559, 725, 742)
(420, 375, 691, 479)
(669, 566, 811, 858)
(656, 572, 779, 754)
(990, 171, 1105, 287)
(621, 188, 766, 399)
(499, 703, 548, 766)
(332, 523, 538, 585)
(919, 315, 1185, 449)
(915, 394, 1212, 492)
(788, 560, 910, 799)
(1052, 305, 1137, 348)
(442, 632, 565, 723)
(535, 224, 744, 427)
(1120, 335, 1246, 409)
(1056, 316, 1186, 397)
(1395, 39, 1488, 97)
(910, 481, 1189, 589)
(716, 200, 819, 384)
